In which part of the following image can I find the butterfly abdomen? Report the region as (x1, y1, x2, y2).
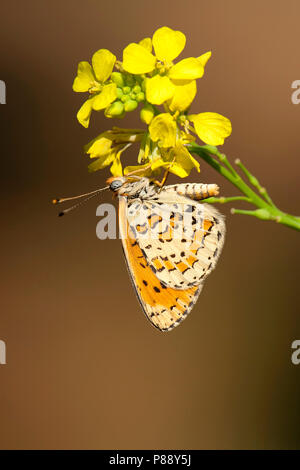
(163, 183, 219, 201)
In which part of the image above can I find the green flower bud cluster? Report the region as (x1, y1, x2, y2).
(105, 72, 145, 118)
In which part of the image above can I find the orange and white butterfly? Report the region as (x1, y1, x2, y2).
(54, 175, 225, 332)
(106, 176, 226, 332)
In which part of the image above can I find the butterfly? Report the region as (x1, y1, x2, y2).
(107, 176, 225, 332)
(54, 175, 225, 332)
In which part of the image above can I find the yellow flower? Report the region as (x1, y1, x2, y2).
(84, 133, 113, 158)
(72, 28, 233, 181)
(149, 113, 176, 148)
(73, 49, 117, 128)
(151, 143, 200, 178)
(147, 113, 199, 177)
(122, 26, 211, 109)
(88, 150, 115, 173)
(88, 146, 124, 175)
(85, 128, 145, 175)
(85, 128, 144, 157)
(189, 112, 232, 145)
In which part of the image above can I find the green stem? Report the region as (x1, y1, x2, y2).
(188, 143, 300, 231)
(234, 158, 275, 207)
(203, 196, 251, 204)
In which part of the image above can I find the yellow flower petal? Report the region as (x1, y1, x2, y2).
(137, 133, 151, 163)
(92, 49, 116, 83)
(124, 163, 151, 176)
(152, 26, 186, 63)
(168, 80, 197, 112)
(151, 143, 200, 177)
(92, 83, 117, 111)
(150, 157, 169, 170)
(139, 37, 152, 53)
(197, 51, 211, 68)
(171, 143, 200, 174)
(189, 112, 232, 145)
(140, 103, 155, 124)
(110, 152, 123, 176)
(168, 57, 204, 80)
(151, 154, 195, 178)
(179, 130, 196, 145)
(73, 61, 95, 92)
(123, 43, 156, 74)
(88, 152, 115, 172)
(149, 113, 176, 148)
(145, 75, 175, 105)
(84, 134, 113, 158)
(76, 98, 94, 128)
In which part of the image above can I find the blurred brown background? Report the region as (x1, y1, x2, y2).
(0, 0, 299, 450)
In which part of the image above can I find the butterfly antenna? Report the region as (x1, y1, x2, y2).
(52, 186, 109, 205)
(52, 186, 109, 217)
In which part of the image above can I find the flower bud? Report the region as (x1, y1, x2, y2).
(111, 72, 125, 87)
(140, 103, 155, 124)
(121, 94, 130, 103)
(124, 99, 138, 112)
(136, 92, 145, 102)
(116, 87, 123, 99)
(133, 85, 141, 94)
(105, 101, 124, 117)
(123, 86, 131, 94)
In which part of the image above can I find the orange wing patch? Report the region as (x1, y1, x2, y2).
(124, 230, 201, 331)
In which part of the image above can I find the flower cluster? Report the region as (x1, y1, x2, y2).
(73, 26, 232, 177)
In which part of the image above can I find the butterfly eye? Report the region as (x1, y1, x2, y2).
(110, 179, 123, 191)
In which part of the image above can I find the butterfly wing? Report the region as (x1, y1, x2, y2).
(126, 192, 226, 289)
(119, 197, 203, 332)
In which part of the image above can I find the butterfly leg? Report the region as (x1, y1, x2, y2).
(154, 156, 176, 190)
